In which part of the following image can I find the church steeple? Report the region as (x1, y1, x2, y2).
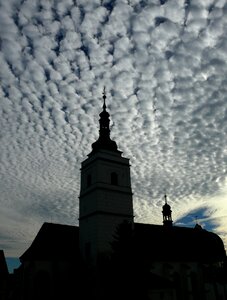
(79, 89, 134, 264)
(162, 194, 173, 227)
(99, 87, 110, 139)
(102, 86, 107, 110)
(90, 88, 119, 155)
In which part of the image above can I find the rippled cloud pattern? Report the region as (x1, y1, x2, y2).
(0, 0, 227, 256)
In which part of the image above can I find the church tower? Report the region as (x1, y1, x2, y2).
(79, 90, 134, 264)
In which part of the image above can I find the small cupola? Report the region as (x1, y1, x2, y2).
(162, 194, 173, 227)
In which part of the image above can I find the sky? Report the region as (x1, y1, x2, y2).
(0, 0, 227, 261)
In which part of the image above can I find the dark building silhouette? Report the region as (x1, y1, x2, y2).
(19, 223, 80, 300)
(3, 91, 227, 299)
(0, 250, 9, 300)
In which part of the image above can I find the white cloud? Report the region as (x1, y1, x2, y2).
(0, 0, 227, 256)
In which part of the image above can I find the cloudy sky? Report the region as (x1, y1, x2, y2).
(0, 0, 227, 259)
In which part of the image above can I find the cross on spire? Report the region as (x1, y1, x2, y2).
(102, 87, 106, 110)
(164, 194, 167, 204)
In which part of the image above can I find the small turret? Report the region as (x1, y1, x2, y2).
(162, 194, 173, 227)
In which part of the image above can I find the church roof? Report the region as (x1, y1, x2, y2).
(20, 222, 79, 262)
(134, 223, 226, 263)
(20, 222, 225, 264)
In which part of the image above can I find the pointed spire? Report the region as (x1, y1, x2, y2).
(164, 194, 167, 204)
(103, 86, 106, 110)
(89, 88, 120, 156)
(99, 87, 110, 135)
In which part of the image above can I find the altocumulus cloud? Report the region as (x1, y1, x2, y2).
(0, 0, 227, 256)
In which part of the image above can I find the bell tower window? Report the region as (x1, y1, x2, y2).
(111, 172, 118, 185)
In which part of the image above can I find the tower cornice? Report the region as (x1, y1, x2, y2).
(82, 149, 129, 170)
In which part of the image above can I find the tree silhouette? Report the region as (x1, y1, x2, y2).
(99, 221, 150, 300)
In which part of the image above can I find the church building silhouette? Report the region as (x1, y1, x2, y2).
(9, 91, 227, 299)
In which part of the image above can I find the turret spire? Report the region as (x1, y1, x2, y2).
(164, 194, 167, 204)
(162, 194, 173, 227)
(89, 89, 120, 156)
(103, 86, 106, 110)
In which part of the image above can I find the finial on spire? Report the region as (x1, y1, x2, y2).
(102, 87, 106, 110)
(164, 194, 167, 204)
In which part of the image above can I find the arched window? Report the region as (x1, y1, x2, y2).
(111, 172, 118, 185)
(87, 174, 92, 187)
